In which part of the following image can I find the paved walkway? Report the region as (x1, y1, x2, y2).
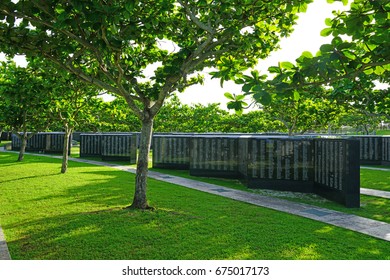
(0, 226, 11, 260)
(1, 151, 390, 260)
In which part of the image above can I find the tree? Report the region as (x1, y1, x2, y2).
(0, 61, 50, 161)
(0, 0, 313, 209)
(224, 0, 389, 114)
(28, 58, 102, 173)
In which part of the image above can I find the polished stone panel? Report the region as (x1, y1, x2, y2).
(152, 135, 192, 169)
(80, 133, 102, 157)
(190, 135, 240, 178)
(101, 133, 137, 163)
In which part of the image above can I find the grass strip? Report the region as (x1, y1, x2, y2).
(1, 152, 390, 260)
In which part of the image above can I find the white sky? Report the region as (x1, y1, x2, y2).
(1, 0, 350, 107)
(178, 0, 350, 108)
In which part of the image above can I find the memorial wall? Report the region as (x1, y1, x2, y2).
(152, 135, 191, 169)
(151, 134, 361, 208)
(349, 136, 390, 165)
(11, 132, 71, 154)
(313, 138, 360, 208)
(101, 133, 137, 162)
(79, 133, 102, 157)
(190, 135, 240, 178)
(240, 136, 314, 192)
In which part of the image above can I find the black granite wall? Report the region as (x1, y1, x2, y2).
(101, 133, 137, 163)
(11, 132, 71, 154)
(152, 135, 192, 169)
(80, 133, 102, 158)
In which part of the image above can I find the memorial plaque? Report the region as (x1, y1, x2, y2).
(11, 132, 70, 154)
(383, 137, 390, 165)
(101, 133, 137, 163)
(241, 136, 314, 192)
(152, 135, 191, 169)
(352, 136, 383, 165)
(189, 135, 239, 178)
(313, 138, 360, 208)
(80, 133, 102, 157)
(45, 132, 71, 154)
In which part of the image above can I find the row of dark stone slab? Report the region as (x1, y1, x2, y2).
(152, 134, 361, 208)
(11, 132, 72, 155)
(9, 132, 390, 208)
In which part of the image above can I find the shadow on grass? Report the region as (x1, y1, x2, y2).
(2, 152, 390, 260)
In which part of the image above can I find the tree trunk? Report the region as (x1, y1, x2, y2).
(128, 117, 154, 210)
(18, 133, 28, 162)
(61, 126, 72, 173)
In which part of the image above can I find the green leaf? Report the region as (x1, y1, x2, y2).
(363, 68, 374, 75)
(224, 92, 235, 100)
(374, 66, 385, 75)
(320, 44, 334, 53)
(325, 18, 333, 27)
(293, 91, 300, 101)
(268, 66, 281, 74)
(320, 27, 333, 37)
(280, 61, 295, 70)
(242, 83, 253, 93)
(301, 51, 313, 59)
(253, 91, 271, 106)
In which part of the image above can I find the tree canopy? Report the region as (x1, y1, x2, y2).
(224, 0, 389, 112)
(0, 0, 314, 209)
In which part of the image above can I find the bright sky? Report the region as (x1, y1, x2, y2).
(178, 0, 349, 108)
(1, 0, 350, 107)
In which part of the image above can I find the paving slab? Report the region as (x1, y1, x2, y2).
(361, 188, 390, 199)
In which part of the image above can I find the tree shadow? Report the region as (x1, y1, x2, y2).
(2, 154, 390, 260)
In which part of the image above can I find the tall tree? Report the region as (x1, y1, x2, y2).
(29, 58, 102, 173)
(0, 61, 50, 161)
(0, 0, 312, 209)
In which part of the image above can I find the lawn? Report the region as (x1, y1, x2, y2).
(1, 152, 390, 260)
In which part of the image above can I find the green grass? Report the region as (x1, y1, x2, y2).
(151, 168, 390, 224)
(1, 152, 390, 260)
(361, 169, 390, 191)
(376, 130, 390, 135)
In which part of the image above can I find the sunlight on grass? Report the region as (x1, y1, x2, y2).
(1, 152, 390, 260)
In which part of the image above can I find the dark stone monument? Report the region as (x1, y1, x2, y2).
(313, 138, 360, 208)
(11, 132, 71, 154)
(383, 136, 390, 165)
(239, 136, 314, 192)
(190, 135, 240, 178)
(101, 133, 137, 163)
(350, 136, 382, 165)
(80, 133, 102, 158)
(150, 133, 361, 208)
(152, 134, 192, 169)
(44, 132, 71, 154)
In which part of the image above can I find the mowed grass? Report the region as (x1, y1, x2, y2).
(361, 169, 390, 191)
(1, 152, 390, 260)
(152, 168, 390, 224)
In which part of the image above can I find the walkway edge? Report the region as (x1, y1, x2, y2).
(0, 226, 11, 260)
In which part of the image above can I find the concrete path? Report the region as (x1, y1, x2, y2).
(361, 166, 390, 172)
(360, 188, 390, 199)
(0, 226, 11, 260)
